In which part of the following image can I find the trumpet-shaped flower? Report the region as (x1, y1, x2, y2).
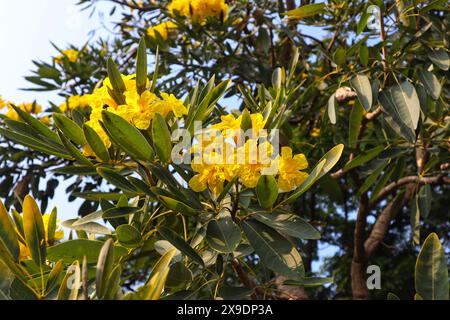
(275, 147, 309, 192)
(55, 49, 79, 64)
(147, 21, 177, 40)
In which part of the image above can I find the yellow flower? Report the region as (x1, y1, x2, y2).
(120, 90, 159, 129)
(275, 147, 309, 192)
(212, 112, 266, 140)
(0, 95, 6, 109)
(168, 0, 228, 23)
(152, 92, 188, 118)
(236, 140, 274, 188)
(192, 0, 228, 22)
(189, 151, 228, 196)
(5, 102, 42, 121)
(310, 127, 320, 137)
(19, 213, 64, 260)
(147, 21, 177, 40)
(168, 0, 191, 17)
(59, 95, 90, 112)
(55, 49, 79, 64)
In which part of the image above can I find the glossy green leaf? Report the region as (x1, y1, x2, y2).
(97, 167, 138, 193)
(101, 110, 154, 162)
(165, 262, 192, 289)
(415, 233, 449, 300)
(159, 195, 198, 216)
(47, 239, 127, 264)
(45, 260, 64, 295)
(96, 239, 115, 299)
(206, 217, 241, 253)
(283, 276, 333, 287)
(158, 226, 204, 267)
(418, 70, 442, 100)
(57, 130, 93, 166)
(285, 3, 325, 19)
(142, 248, 176, 300)
(242, 219, 304, 279)
(254, 212, 320, 240)
(22, 195, 46, 266)
(428, 49, 449, 71)
(152, 113, 172, 163)
(348, 101, 364, 148)
(0, 200, 19, 261)
(116, 224, 142, 248)
(53, 113, 86, 146)
(255, 175, 278, 209)
(350, 74, 372, 111)
(62, 219, 111, 235)
(344, 145, 385, 171)
(83, 124, 111, 162)
(106, 58, 126, 105)
(327, 93, 337, 125)
(136, 37, 148, 94)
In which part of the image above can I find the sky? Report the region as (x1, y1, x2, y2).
(0, 0, 117, 220)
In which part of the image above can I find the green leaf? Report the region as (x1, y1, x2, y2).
(415, 233, 449, 300)
(102, 206, 139, 219)
(0, 200, 19, 261)
(283, 276, 333, 287)
(97, 167, 138, 193)
(159, 195, 198, 216)
(47, 207, 57, 245)
(418, 70, 442, 100)
(142, 248, 176, 300)
(417, 185, 432, 219)
(57, 130, 93, 166)
(387, 292, 400, 300)
(205, 217, 241, 253)
(344, 145, 385, 171)
(62, 219, 111, 235)
(242, 219, 304, 279)
(83, 124, 111, 162)
(410, 196, 421, 245)
(116, 225, 142, 248)
(327, 93, 337, 125)
(22, 195, 46, 266)
(104, 265, 122, 300)
(152, 113, 172, 163)
(348, 101, 365, 148)
(96, 239, 115, 299)
(350, 74, 372, 111)
(106, 58, 126, 105)
(356, 11, 369, 35)
(101, 110, 154, 162)
(255, 175, 278, 209)
(136, 37, 148, 95)
(428, 49, 449, 71)
(52, 165, 97, 175)
(47, 239, 127, 264)
(158, 226, 204, 267)
(45, 260, 64, 295)
(165, 262, 193, 289)
(150, 46, 159, 93)
(333, 47, 347, 67)
(0, 128, 71, 159)
(317, 144, 345, 179)
(254, 212, 320, 240)
(378, 81, 420, 142)
(53, 113, 86, 146)
(359, 45, 369, 67)
(285, 3, 326, 19)
(11, 104, 60, 143)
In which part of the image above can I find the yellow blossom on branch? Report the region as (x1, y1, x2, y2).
(55, 49, 79, 64)
(147, 21, 177, 40)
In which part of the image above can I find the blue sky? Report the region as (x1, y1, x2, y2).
(0, 0, 117, 220)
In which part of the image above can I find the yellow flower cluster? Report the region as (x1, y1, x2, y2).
(3, 101, 44, 120)
(19, 213, 64, 260)
(79, 73, 187, 155)
(55, 49, 79, 64)
(147, 21, 177, 40)
(59, 95, 90, 112)
(0, 95, 6, 109)
(168, 0, 229, 23)
(189, 113, 309, 195)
